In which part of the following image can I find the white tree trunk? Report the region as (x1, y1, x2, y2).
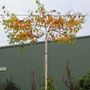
(45, 30, 48, 90)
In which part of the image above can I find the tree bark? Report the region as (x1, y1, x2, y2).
(45, 28, 48, 90)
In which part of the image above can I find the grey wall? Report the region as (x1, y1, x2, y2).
(0, 36, 90, 90)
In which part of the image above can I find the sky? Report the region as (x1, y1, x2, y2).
(0, 0, 90, 46)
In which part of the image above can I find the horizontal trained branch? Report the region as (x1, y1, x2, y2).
(0, 0, 85, 44)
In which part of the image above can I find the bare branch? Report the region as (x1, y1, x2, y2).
(33, 33, 44, 38)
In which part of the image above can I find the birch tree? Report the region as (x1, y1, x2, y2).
(1, 0, 85, 90)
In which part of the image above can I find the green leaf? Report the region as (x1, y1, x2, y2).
(2, 6, 5, 9)
(36, 0, 39, 3)
(35, 10, 38, 13)
(4, 27, 7, 30)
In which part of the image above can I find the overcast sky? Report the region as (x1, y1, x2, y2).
(0, 0, 90, 46)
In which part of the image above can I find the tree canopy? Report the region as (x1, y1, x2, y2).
(1, 0, 85, 44)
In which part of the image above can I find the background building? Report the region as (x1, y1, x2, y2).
(0, 36, 90, 90)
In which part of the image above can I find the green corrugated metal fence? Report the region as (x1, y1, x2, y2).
(0, 36, 90, 90)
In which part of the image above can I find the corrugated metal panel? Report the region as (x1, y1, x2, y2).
(0, 37, 90, 90)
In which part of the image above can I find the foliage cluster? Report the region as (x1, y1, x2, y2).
(1, 0, 85, 44)
(0, 79, 20, 90)
(78, 70, 90, 90)
(63, 61, 90, 90)
(41, 77, 56, 90)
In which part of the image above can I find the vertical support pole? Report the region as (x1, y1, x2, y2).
(45, 28, 48, 90)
